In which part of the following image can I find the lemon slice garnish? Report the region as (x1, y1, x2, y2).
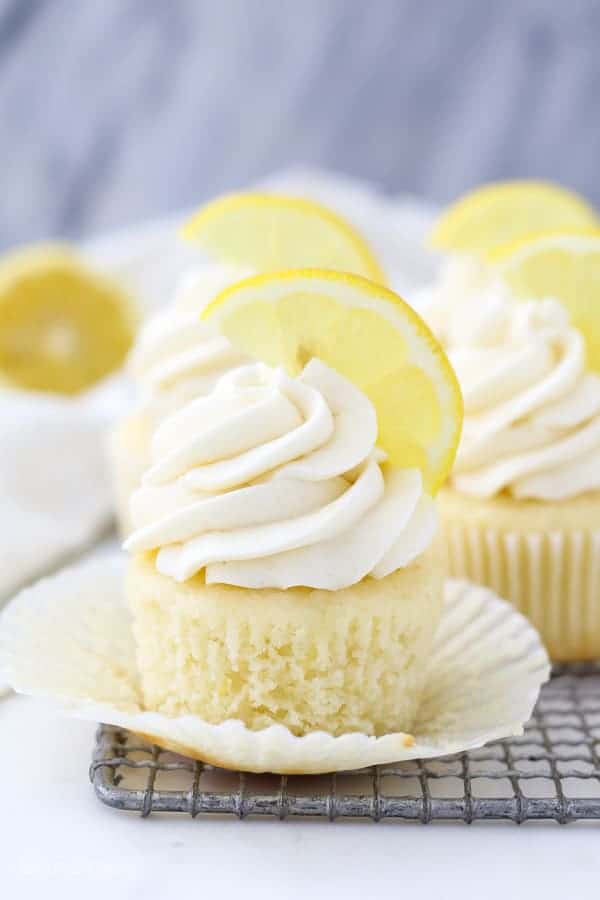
(182, 192, 385, 284)
(0, 244, 137, 395)
(202, 269, 462, 493)
(491, 231, 600, 372)
(430, 181, 599, 255)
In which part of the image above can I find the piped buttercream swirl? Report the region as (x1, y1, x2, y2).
(129, 264, 249, 421)
(425, 275, 600, 500)
(125, 359, 436, 589)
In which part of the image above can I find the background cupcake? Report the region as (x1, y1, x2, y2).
(108, 262, 248, 534)
(425, 184, 600, 660)
(109, 192, 388, 534)
(438, 293, 600, 660)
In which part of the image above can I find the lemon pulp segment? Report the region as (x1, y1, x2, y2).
(0, 245, 136, 394)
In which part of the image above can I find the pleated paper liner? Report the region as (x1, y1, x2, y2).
(0, 555, 549, 774)
(443, 518, 600, 662)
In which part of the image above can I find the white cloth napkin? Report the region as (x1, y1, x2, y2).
(0, 377, 131, 604)
(0, 378, 131, 697)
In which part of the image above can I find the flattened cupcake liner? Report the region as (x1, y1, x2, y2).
(443, 518, 600, 662)
(0, 555, 549, 774)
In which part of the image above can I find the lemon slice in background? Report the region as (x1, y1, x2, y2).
(430, 180, 599, 255)
(0, 244, 137, 395)
(182, 192, 386, 284)
(202, 269, 462, 493)
(491, 231, 600, 372)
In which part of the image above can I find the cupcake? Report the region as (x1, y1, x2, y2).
(109, 263, 248, 533)
(123, 269, 463, 739)
(430, 285, 600, 660)
(422, 182, 600, 661)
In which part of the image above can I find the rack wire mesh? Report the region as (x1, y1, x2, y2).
(90, 665, 600, 823)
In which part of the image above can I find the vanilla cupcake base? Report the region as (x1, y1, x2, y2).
(107, 413, 152, 536)
(0, 555, 549, 774)
(129, 545, 444, 738)
(439, 487, 600, 661)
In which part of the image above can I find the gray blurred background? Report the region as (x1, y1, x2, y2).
(2, 0, 599, 249)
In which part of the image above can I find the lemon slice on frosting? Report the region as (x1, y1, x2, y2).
(0, 244, 136, 395)
(182, 192, 385, 284)
(202, 269, 462, 493)
(491, 230, 600, 372)
(430, 180, 598, 255)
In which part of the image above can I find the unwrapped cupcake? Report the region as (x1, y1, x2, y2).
(123, 267, 463, 739)
(0, 263, 551, 774)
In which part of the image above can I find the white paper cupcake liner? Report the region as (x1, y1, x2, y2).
(444, 519, 600, 661)
(0, 554, 549, 774)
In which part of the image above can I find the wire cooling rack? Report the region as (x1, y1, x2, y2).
(90, 665, 600, 823)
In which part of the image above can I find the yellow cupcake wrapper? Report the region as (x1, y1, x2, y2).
(0, 554, 549, 773)
(444, 521, 600, 662)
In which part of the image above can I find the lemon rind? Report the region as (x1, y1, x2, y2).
(430, 180, 599, 253)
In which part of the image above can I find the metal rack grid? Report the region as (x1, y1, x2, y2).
(90, 666, 600, 823)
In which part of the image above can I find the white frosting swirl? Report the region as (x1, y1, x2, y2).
(125, 360, 437, 589)
(426, 274, 600, 500)
(129, 264, 249, 421)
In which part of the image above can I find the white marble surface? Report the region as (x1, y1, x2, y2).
(1, 0, 600, 249)
(1, 692, 599, 899)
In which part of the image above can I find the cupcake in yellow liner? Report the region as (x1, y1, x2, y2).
(428, 282, 600, 660)
(124, 358, 443, 737)
(0, 554, 549, 773)
(108, 263, 249, 534)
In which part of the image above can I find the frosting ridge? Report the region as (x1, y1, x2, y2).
(125, 359, 437, 589)
(427, 277, 600, 500)
(129, 264, 249, 421)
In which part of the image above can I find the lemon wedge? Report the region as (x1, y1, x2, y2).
(430, 180, 599, 255)
(0, 244, 137, 395)
(492, 231, 600, 372)
(202, 269, 462, 493)
(182, 192, 385, 284)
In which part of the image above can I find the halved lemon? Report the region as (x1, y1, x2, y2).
(201, 269, 463, 492)
(182, 192, 385, 284)
(0, 244, 137, 395)
(492, 231, 600, 372)
(430, 180, 599, 255)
